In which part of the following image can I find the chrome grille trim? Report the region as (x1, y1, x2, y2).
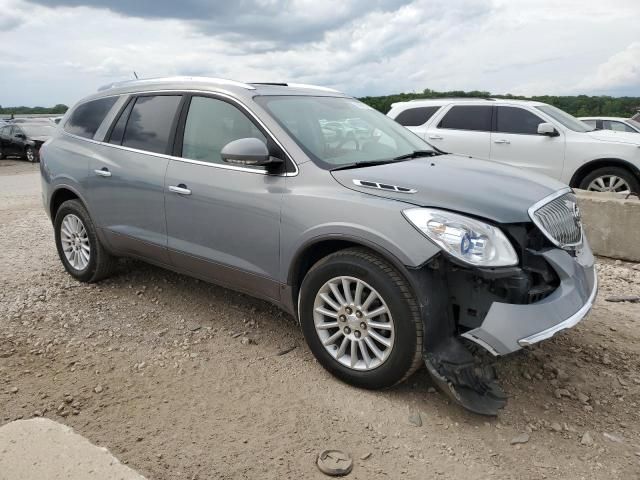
(528, 188, 583, 249)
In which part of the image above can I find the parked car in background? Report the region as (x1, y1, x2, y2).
(0, 122, 55, 162)
(579, 116, 640, 133)
(8, 117, 56, 124)
(388, 99, 640, 194)
(40, 77, 597, 415)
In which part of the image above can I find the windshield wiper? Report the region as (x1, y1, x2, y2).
(391, 150, 437, 161)
(330, 159, 403, 171)
(331, 150, 437, 171)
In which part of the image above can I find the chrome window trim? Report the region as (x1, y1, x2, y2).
(62, 88, 299, 177)
(527, 187, 583, 249)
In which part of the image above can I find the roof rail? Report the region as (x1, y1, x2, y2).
(407, 97, 496, 102)
(98, 76, 256, 92)
(250, 82, 341, 93)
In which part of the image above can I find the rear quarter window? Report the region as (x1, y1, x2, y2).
(64, 96, 118, 139)
(394, 106, 440, 127)
(438, 105, 492, 131)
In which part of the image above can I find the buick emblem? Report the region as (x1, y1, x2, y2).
(572, 202, 581, 227)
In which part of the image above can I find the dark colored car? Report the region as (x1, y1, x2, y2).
(0, 123, 55, 162)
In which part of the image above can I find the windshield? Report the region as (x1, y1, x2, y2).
(628, 119, 640, 131)
(255, 96, 433, 169)
(535, 105, 594, 132)
(21, 125, 55, 137)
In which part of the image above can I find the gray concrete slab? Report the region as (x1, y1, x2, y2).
(0, 418, 146, 480)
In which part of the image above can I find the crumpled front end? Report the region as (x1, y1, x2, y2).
(461, 242, 596, 356)
(417, 189, 597, 415)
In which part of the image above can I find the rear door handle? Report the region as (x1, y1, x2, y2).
(494, 139, 510, 144)
(428, 135, 443, 140)
(169, 184, 192, 195)
(94, 168, 111, 177)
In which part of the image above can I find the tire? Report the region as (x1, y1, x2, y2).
(579, 166, 640, 194)
(299, 247, 423, 389)
(0, 147, 4, 159)
(54, 199, 117, 283)
(25, 146, 37, 163)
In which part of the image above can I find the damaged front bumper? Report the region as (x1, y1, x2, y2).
(461, 241, 597, 356)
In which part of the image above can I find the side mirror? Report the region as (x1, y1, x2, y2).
(220, 138, 283, 167)
(14, 133, 25, 139)
(537, 123, 558, 137)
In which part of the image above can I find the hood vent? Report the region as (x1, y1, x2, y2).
(352, 179, 417, 194)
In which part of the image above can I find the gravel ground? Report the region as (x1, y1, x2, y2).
(1, 159, 639, 479)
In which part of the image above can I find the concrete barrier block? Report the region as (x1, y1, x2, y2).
(0, 418, 146, 480)
(576, 190, 640, 262)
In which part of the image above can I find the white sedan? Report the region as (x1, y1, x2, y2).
(579, 116, 640, 134)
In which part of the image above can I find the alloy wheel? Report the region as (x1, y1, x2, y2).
(60, 214, 91, 270)
(26, 148, 35, 163)
(313, 276, 395, 371)
(587, 175, 631, 193)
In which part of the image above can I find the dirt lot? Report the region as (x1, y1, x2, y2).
(1, 159, 639, 479)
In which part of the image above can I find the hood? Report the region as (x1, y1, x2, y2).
(331, 154, 567, 223)
(29, 136, 50, 143)
(585, 129, 640, 145)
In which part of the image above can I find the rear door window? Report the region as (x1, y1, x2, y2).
(394, 106, 440, 127)
(496, 106, 544, 135)
(64, 96, 118, 139)
(122, 95, 182, 154)
(438, 105, 492, 131)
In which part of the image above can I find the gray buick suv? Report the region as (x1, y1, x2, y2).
(40, 77, 597, 414)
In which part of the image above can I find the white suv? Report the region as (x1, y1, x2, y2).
(388, 99, 640, 194)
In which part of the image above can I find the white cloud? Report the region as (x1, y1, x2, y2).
(577, 42, 640, 92)
(0, 0, 639, 106)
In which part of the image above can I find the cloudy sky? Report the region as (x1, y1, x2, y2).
(1, 0, 639, 107)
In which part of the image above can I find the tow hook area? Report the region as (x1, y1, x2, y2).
(423, 338, 507, 416)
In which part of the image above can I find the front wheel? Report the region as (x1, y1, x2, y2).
(299, 248, 423, 389)
(25, 146, 37, 163)
(579, 167, 639, 194)
(54, 199, 117, 283)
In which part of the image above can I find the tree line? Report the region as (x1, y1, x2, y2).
(0, 104, 68, 115)
(359, 89, 640, 117)
(2, 90, 640, 117)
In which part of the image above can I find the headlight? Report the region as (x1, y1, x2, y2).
(403, 208, 518, 267)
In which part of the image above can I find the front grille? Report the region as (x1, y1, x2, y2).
(529, 191, 582, 249)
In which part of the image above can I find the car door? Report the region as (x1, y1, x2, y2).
(164, 94, 285, 302)
(10, 126, 27, 156)
(0, 126, 10, 154)
(86, 94, 184, 264)
(490, 106, 565, 180)
(425, 105, 492, 159)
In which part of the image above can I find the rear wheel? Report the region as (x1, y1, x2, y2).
(299, 248, 423, 389)
(54, 199, 117, 283)
(0, 147, 4, 159)
(579, 166, 639, 194)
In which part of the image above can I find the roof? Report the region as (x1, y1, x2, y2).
(578, 116, 632, 121)
(91, 76, 346, 102)
(391, 98, 546, 108)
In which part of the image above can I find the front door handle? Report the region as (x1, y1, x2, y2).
(428, 135, 443, 140)
(494, 139, 510, 144)
(169, 184, 192, 195)
(94, 167, 111, 177)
